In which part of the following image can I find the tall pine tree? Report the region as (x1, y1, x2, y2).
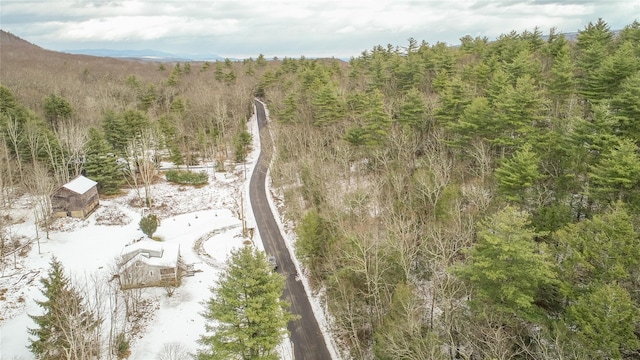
(575, 18, 615, 103)
(495, 143, 543, 206)
(84, 127, 123, 195)
(197, 246, 294, 360)
(589, 138, 640, 208)
(29, 257, 101, 360)
(311, 82, 344, 126)
(454, 206, 557, 322)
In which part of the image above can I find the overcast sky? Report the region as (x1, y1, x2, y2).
(1, 0, 637, 59)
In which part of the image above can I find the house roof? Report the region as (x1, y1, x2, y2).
(125, 250, 179, 268)
(63, 175, 97, 194)
(120, 240, 181, 270)
(121, 239, 164, 257)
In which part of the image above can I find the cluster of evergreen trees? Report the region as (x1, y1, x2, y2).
(260, 19, 640, 359)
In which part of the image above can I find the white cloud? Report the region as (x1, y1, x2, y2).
(336, 25, 356, 34)
(56, 15, 240, 41)
(1, 0, 637, 58)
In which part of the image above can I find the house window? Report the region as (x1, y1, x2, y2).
(149, 271, 153, 277)
(128, 273, 132, 279)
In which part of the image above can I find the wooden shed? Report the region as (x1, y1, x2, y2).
(118, 240, 183, 289)
(51, 175, 99, 218)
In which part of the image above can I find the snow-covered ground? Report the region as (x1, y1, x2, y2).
(0, 110, 313, 360)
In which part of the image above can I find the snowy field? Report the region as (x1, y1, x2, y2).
(0, 112, 286, 360)
(0, 107, 341, 360)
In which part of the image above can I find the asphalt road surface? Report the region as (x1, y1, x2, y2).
(249, 100, 333, 360)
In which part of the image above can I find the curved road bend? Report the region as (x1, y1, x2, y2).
(250, 100, 333, 360)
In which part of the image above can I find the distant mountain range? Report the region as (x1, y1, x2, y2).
(63, 48, 232, 62)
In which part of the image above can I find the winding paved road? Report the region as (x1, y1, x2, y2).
(249, 100, 333, 360)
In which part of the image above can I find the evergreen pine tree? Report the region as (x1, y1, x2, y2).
(344, 126, 367, 147)
(0, 84, 19, 115)
(566, 283, 640, 359)
(197, 246, 294, 360)
(29, 257, 70, 359)
(363, 89, 391, 147)
(256, 54, 267, 67)
(454, 206, 557, 322)
(121, 109, 150, 139)
(495, 143, 543, 206)
(492, 75, 546, 151)
(593, 42, 639, 98)
(296, 209, 335, 280)
(395, 53, 425, 91)
(617, 20, 640, 56)
(29, 257, 101, 360)
(485, 68, 510, 106)
(395, 88, 428, 131)
(589, 138, 640, 208)
(84, 127, 123, 195)
(311, 83, 343, 126)
(611, 72, 640, 139)
(434, 76, 471, 126)
(555, 203, 640, 287)
(101, 110, 128, 154)
(575, 18, 615, 103)
(43, 94, 73, 128)
(158, 115, 184, 165)
(277, 92, 298, 123)
(446, 96, 494, 147)
(547, 42, 575, 116)
(139, 214, 158, 238)
(504, 49, 541, 85)
(569, 104, 619, 161)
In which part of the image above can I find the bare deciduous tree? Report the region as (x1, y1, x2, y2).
(124, 130, 157, 208)
(23, 117, 41, 168)
(24, 162, 56, 244)
(460, 312, 526, 360)
(156, 342, 190, 360)
(56, 118, 89, 180)
(467, 139, 494, 181)
(5, 115, 24, 182)
(0, 136, 12, 206)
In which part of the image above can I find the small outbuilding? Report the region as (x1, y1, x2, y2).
(51, 175, 99, 218)
(118, 240, 182, 289)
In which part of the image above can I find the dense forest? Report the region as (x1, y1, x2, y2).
(1, 17, 640, 359)
(259, 18, 640, 359)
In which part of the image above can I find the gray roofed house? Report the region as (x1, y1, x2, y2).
(118, 240, 182, 289)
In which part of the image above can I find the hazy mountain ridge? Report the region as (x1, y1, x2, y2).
(0, 30, 231, 62)
(63, 48, 232, 62)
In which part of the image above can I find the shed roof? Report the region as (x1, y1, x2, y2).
(63, 176, 97, 194)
